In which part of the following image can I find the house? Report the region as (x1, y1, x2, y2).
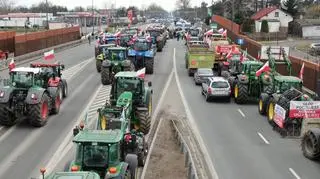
(251, 6, 293, 33)
(290, 19, 320, 39)
(0, 13, 54, 28)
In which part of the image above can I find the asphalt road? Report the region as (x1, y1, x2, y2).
(0, 35, 173, 178)
(173, 39, 320, 179)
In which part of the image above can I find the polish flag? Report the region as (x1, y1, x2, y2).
(8, 58, 15, 72)
(256, 61, 270, 77)
(114, 31, 121, 37)
(204, 29, 213, 35)
(218, 28, 224, 33)
(226, 50, 233, 59)
(222, 29, 227, 37)
(44, 49, 55, 60)
(299, 62, 305, 82)
(240, 49, 247, 62)
(257, 51, 261, 60)
(136, 67, 146, 79)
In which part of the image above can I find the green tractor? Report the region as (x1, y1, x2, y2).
(233, 61, 272, 104)
(221, 55, 243, 97)
(96, 91, 148, 166)
(101, 47, 135, 85)
(106, 71, 152, 135)
(67, 127, 139, 179)
(0, 67, 63, 127)
(96, 44, 117, 72)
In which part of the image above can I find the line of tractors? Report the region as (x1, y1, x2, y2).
(36, 25, 171, 179)
(185, 32, 320, 161)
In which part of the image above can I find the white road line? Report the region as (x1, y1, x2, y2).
(140, 70, 174, 179)
(237, 109, 246, 118)
(173, 48, 219, 179)
(0, 126, 16, 143)
(289, 168, 301, 179)
(257, 132, 270, 144)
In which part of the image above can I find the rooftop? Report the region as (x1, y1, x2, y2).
(11, 67, 41, 74)
(251, 6, 278, 20)
(73, 129, 122, 144)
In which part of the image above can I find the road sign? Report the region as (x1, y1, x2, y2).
(237, 38, 244, 45)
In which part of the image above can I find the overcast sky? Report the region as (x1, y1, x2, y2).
(16, 0, 214, 11)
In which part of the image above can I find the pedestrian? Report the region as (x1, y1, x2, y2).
(177, 32, 180, 41)
(88, 35, 91, 45)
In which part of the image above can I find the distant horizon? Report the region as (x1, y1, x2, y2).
(14, 0, 215, 11)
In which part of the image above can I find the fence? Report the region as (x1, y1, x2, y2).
(0, 31, 15, 53)
(14, 27, 80, 56)
(212, 15, 320, 94)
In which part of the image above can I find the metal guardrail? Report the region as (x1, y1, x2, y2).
(171, 119, 199, 179)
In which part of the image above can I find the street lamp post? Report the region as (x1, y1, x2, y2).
(46, 0, 49, 29)
(92, 0, 94, 35)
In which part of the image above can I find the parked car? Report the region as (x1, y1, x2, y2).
(201, 77, 231, 102)
(194, 68, 214, 85)
(310, 43, 320, 56)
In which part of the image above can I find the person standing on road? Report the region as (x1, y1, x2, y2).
(177, 32, 180, 41)
(88, 35, 91, 45)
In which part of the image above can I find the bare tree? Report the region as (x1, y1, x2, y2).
(0, 0, 15, 14)
(175, 0, 191, 10)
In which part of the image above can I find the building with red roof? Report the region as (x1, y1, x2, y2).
(251, 6, 293, 33)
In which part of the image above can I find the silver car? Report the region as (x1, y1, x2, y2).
(194, 68, 214, 85)
(201, 77, 231, 102)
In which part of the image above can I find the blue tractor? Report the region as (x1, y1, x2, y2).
(128, 38, 154, 74)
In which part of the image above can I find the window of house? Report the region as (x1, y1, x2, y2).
(275, 12, 279, 17)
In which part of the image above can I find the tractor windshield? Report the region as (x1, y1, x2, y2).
(279, 81, 302, 92)
(11, 72, 34, 88)
(148, 30, 160, 37)
(134, 41, 149, 51)
(99, 46, 109, 56)
(189, 29, 199, 36)
(83, 145, 109, 167)
(108, 50, 126, 61)
(116, 78, 142, 95)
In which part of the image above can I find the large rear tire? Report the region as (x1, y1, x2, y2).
(0, 103, 17, 126)
(136, 111, 151, 135)
(258, 93, 269, 115)
(145, 58, 154, 74)
(29, 93, 50, 127)
(301, 129, 320, 160)
(96, 60, 102, 72)
(51, 90, 61, 115)
(234, 83, 248, 104)
(267, 97, 276, 126)
(101, 67, 111, 85)
(62, 79, 68, 98)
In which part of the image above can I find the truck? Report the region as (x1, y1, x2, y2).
(185, 41, 215, 76)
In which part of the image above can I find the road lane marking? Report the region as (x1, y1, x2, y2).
(289, 168, 301, 179)
(257, 132, 270, 144)
(172, 48, 219, 179)
(237, 109, 246, 118)
(141, 70, 174, 179)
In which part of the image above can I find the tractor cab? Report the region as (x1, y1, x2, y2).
(228, 57, 242, 75)
(71, 129, 124, 178)
(107, 47, 127, 61)
(133, 39, 152, 51)
(273, 75, 303, 93)
(30, 63, 66, 88)
(9, 67, 42, 88)
(241, 61, 263, 77)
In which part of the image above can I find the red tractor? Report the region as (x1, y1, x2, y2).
(30, 63, 68, 101)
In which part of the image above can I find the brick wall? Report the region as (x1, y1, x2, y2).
(0, 31, 16, 53)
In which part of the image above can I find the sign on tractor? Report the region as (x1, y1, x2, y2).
(274, 104, 286, 128)
(260, 46, 290, 60)
(289, 101, 320, 118)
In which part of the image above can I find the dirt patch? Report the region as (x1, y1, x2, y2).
(144, 112, 187, 179)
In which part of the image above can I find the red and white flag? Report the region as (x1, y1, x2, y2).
(218, 28, 224, 33)
(240, 49, 247, 62)
(114, 31, 121, 37)
(136, 67, 145, 79)
(299, 62, 305, 81)
(8, 58, 15, 72)
(222, 29, 227, 37)
(226, 50, 233, 59)
(256, 61, 270, 77)
(44, 49, 55, 60)
(257, 51, 261, 60)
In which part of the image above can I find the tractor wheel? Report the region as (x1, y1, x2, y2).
(96, 60, 102, 73)
(145, 58, 154, 74)
(228, 77, 235, 97)
(58, 83, 63, 102)
(62, 79, 68, 98)
(101, 67, 111, 85)
(301, 129, 320, 160)
(234, 83, 248, 104)
(51, 90, 61, 115)
(136, 111, 151, 135)
(138, 137, 148, 167)
(267, 98, 276, 126)
(29, 93, 50, 127)
(258, 93, 270, 115)
(125, 154, 138, 179)
(0, 103, 17, 126)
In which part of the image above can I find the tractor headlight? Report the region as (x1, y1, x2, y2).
(0, 91, 4, 98)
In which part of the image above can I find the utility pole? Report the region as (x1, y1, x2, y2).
(92, 0, 94, 35)
(46, 0, 49, 30)
(231, 0, 234, 32)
